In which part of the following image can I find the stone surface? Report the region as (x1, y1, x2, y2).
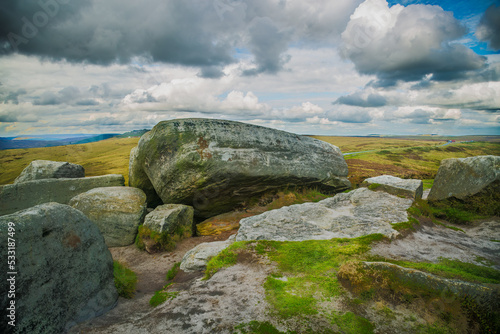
(180, 236, 235, 272)
(129, 118, 350, 218)
(428, 155, 500, 201)
(0, 174, 125, 216)
(69, 187, 147, 247)
(236, 188, 413, 242)
(129, 146, 162, 206)
(14, 160, 85, 183)
(361, 175, 423, 199)
(0, 203, 117, 334)
(144, 204, 194, 234)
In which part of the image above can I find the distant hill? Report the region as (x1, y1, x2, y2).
(115, 129, 150, 138)
(0, 134, 118, 150)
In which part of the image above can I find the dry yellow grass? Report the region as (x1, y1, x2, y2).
(310, 136, 445, 153)
(0, 137, 139, 185)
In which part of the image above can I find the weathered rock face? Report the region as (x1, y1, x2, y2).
(0, 203, 117, 334)
(129, 118, 350, 217)
(180, 237, 235, 272)
(428, 155, 499, 201)
(361, 175, 423, 199)
(236, 188, 413, 242)
(14, 160, 85, 183)
(129, 147, 162, 206)
(69, 187, 147, 247)
(0, 174, 125, 216)
(144, 204, 194, 234)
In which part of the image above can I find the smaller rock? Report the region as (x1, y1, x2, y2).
(180, 236, 235, 272)
(144, 204, 194, 234)
(136, 204, 194, 253)
(15, 160, 85, 183)
(69, 187, 147, 247)
(361, 175, 423, 199)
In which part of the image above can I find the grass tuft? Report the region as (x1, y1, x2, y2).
(149, 283, 179, 307)
(113, 261, 138, 299)
(166, 262, 181, 281)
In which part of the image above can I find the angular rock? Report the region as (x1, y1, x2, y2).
(0, 203, 118, 334)
(69, 187, 147, 247)
(129, 118, 350, 218)
(236, 188, 413, 241)
(136, 204, 194, 253)
(0, 174, 125, 216)
(361, 175, 423, 199)
(180, 237, 235, 272)
(428, 155, 500, 201)
(144, 204, 194, 234)
(14, 160, 85, 183)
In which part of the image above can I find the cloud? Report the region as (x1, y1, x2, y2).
(33, 86, 81, 105)
(334, 92, 387, 107)
(327, 107, 373, 123)
(341, 0, 486, 83)
(476, 4, 500, 51)
(243, 17, 291, 75)
(2, 88, 27, 104)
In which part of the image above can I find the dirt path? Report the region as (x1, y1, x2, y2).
(69, 231, 236, 333)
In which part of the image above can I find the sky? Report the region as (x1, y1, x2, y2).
(0, 0, 499, 136)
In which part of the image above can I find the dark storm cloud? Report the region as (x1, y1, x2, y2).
(341, 1, 486, 84)
(476, 4, 500, 51)
(198, 66, 225, 79)
(0, 0, 233, 67)
(33, 86, 80, 105)
(334, 92, 387, 107)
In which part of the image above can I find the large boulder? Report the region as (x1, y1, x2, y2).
(0, 203, 117, 334)
(136, 204, 194, 253)
(0, 174, 125, 216)
(236, 188, 413, 241)
(129, 118, 350, 217)
(361, 175, 423, 199)
(14, 160, 85, 183)
(69, 187, 147, 247)
(428, 155, 499, 201)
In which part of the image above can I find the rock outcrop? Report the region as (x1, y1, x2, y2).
(0, 174, 125, 216)
(236, 188, 413, 241)
(14, 160, 85, 183)
(180, 237, 235, 272)
(129, 118, 350, 217)
(361, 175, 423, 199)
(69, 187, 147, 247)
(428, 155, 499, 201)
(0, 203, 117, 334)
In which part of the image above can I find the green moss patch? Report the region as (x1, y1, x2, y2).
(149, 283, 179, 307)
(166, 262, 181, 281)
(113, 261, 138, 299)
(234, 321, 293, 334)
(204, 241, 250, 279)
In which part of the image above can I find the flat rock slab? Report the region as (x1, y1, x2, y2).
(361, 175, 423, 199)
(428, 155, 500, 201)
(15, 160, 85, 183)
(181, 237, 235, 272)
(69, 187, 147, 247)
(129, 118, 350, 217)
(236, 188, 413, 242)
(0, 174, 125, 216)
(0, 203, 117, 334)
(370, 220, 500, 270)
